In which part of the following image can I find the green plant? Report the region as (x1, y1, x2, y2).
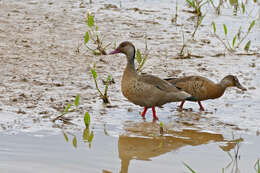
(136, 37, 149, 73)
(52, 94, 81, 123)
(185, 0, 208, 16)
(91, 63, 111, 103)
(208, 0, 223, 15)
(83, 112, 94, 148)
(84, 12, 111, 55)
(183, 162, 197, 173)
(171, 1, 179, 24)
(254, 159, 260, 173)
(212, 20, 255, 52)
(185, 0, 208, 38)
(159, 122, 164, 135)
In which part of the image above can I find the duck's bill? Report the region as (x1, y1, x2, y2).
(109, 49, 120, 55)
(236, 82, 247, 91)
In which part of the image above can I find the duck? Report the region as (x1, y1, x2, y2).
(109, 41, 196, 120)
(165, 75, 247, 111)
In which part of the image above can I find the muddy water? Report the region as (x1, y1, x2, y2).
(0, 0, 260, 172)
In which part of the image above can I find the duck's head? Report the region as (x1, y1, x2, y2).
(109, 41, 136, 61)
(221, 75, 247, 91)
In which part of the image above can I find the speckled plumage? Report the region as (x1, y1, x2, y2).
(110, 41, 195, 120)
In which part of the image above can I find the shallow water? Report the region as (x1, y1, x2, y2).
(1, 129, 260, 173)
(0, 0, 260, 172)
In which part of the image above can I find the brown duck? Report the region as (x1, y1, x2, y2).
(109, 41, 196, 120)
(165, 75, 247, 111)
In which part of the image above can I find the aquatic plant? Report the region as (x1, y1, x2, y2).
(183, 162, 197, 173)
(52, 94, 81, 123)
(83, 112, 94, 148)
(91, 63, 112, 104)
(185, 0, 208, 16)
(208, 0, 223, 15)
(212, 20, 255, 52)
(136, 37, 149, 73)
(159, 122, 164, 135)
(171, 1, 179, 24)
(255, 159, 260, 173)
(62, 131, 78, 148)
(185, 0, 208, 38)
(84, 12, 111, 55)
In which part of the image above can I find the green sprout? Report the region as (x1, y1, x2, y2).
(52, 94, 81, 123)
(212, 20, 255, 52)
(136, 37, 149, 73)
(159, 122, 164, 135)
(84, 12, 111, 55)
(91, 63, 111, 104)
(83, 112, 94, 148)
(84, 112, 91, 128)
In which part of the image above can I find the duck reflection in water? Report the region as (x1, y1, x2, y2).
(118, 122, 241, 173)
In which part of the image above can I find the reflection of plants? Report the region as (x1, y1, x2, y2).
(91, 63, 111, 104)
(83, 112, 94, 148)
(84, 12, 111, 55)
(224, 138, 242, 173)
(136, 37, 149, 73)
(62, 112, 95, 149)
(52, 94, 80, 123)
(63, 132, 78, 149)
(212, 20, 255, 52)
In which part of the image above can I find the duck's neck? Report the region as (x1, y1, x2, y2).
(219, 78, 232, 90)
(124, 48, 137, 76)
(215, 79, 231, 97)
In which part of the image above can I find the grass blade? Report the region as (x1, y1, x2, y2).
(91, 68, 97, 79)
(257, 159, 260, 173)
(84, 112, 91, 128)
(241, 2, 245, 14)
(223, 24, 227, 36)
(87, 13, 94, 27)
(183, 162, 196, 173)
(74, 94, 80, 109)
(136, 49, 142, 64)
(84, 31, 89, 44)
(232, 35, 237, 48)
(212, 22, 216, 33)
(63, 104, 71, 115)
(244, 40, 251, 52)
(248, 20, 255, 32)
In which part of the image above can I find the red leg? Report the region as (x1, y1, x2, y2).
(152, 107, 158, 120)
(141, 107, 148, 118)
(179, 101, 185, 110)
(198, 101, 205, 111)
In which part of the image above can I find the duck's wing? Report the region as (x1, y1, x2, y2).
(166, 76, 215, 99)
(138, 74, 181, 92)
